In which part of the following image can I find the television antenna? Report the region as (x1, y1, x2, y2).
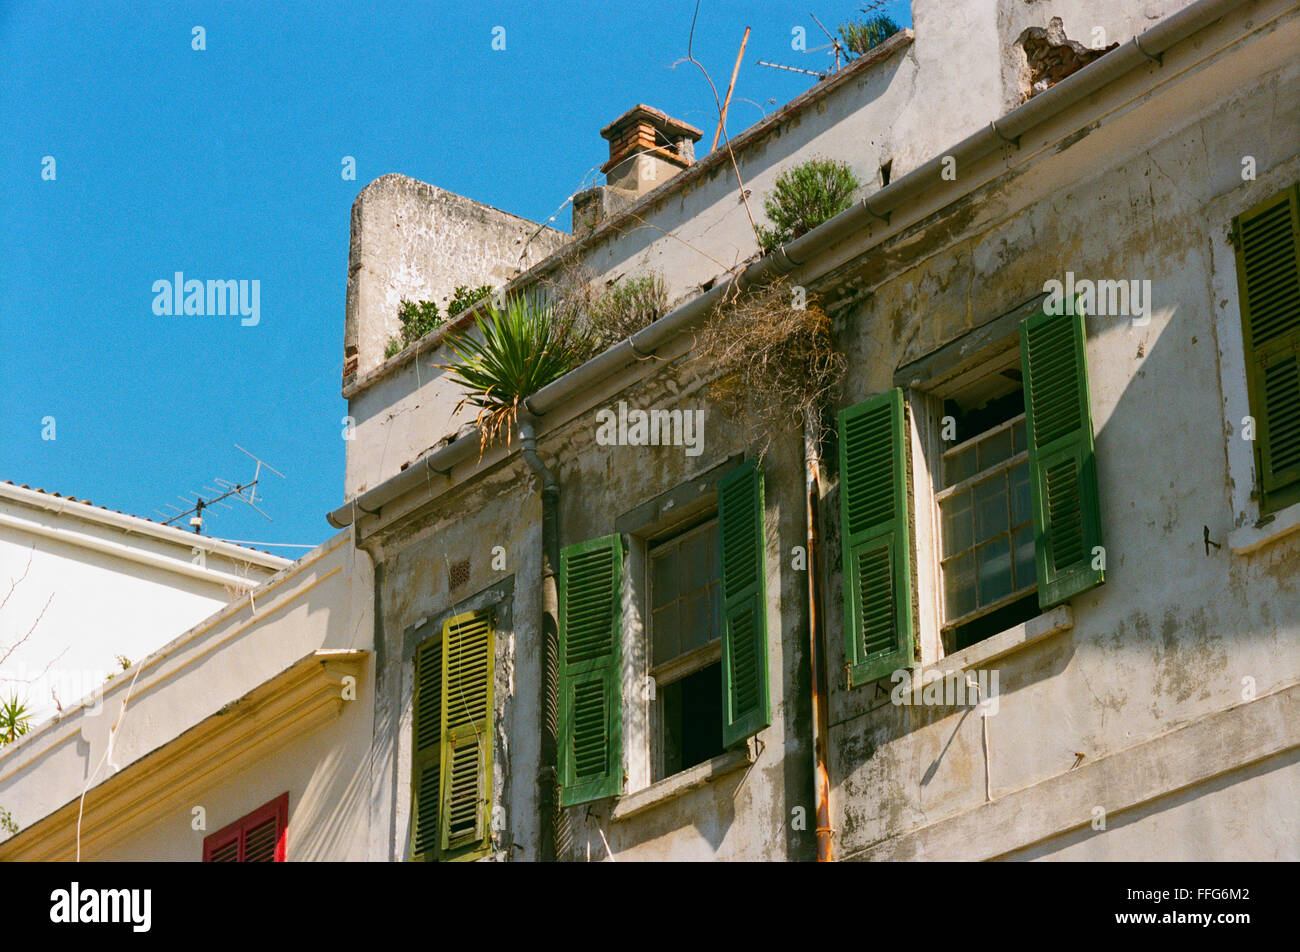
(788, 2, 894, 75)
(758, 7, 858, 82)
(757, 60, 828, 81)
(155, 445, 285, 534)
(807, 13, 846, 73)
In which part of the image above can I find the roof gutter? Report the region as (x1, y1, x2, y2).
(326, 0, 1250, 530)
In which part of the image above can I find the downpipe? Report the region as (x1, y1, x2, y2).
(518, 420, 562, 861)
(803, 410, 834, 862)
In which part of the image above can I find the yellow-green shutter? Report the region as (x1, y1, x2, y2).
(439, 610, 494, 859)
(1234, 184, 1300, 515)
(558, 535, 623, 806)
(410, 634, 442, 862)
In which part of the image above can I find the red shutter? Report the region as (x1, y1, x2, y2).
(202, 793, 289, 862)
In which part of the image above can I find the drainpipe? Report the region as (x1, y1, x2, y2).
(518, 420, 561, 862)
(803, 410, 834, 862)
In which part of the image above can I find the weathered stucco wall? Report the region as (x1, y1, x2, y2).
(822, 8, 1300, 860)
(363, 341, 820, 861)
(365, 460, 546, 861)
(342, 174, 568, 497)
(349, 0, 1299, 862)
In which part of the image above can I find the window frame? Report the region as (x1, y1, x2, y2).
(897, 297, 1045, 667)
(611, 453, 749, 796)
(1211, 175, 1300, 552)
(202, 792, 289, 862)
(645, 515, 724, 782)
(934, 410, 1036, 633)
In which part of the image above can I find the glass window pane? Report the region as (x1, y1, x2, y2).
(709, 580, 722, 643)
(944, 551, 977, 621)
(1009, 462, 1032, 527)
(1013, 523, 1036, 591)
(940, 490, 973, 556)
(979, 427, 1013, 469)
(680, 589, 711, 653)
(945, 445, 977, 486)
(652, 553, 676, 611)
(680, 530, 713, 595)
(652, 605, 678, 667)
(976, 536, 1012, 606)
(1011, 418, 1026, 454)
(973, 474, 1008, 543)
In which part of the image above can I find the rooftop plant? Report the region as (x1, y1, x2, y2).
(696, 278, 846, 454)
(437, 294, 591, 450)
(1, 694, 31, 745)
(838, 12, 902, 57)
(447, 284, 494, 317)
(385, 298, 445, 359)
(584, 274, 669, 354)
(756, 158, 861, 255)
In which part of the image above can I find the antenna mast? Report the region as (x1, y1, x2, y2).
(156, 446, 285, 534)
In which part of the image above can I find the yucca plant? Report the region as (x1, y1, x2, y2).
(437, 295, 590, 449)
(1, 694, 31, 745)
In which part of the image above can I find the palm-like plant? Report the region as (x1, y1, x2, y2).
(838, 14, 901, 58)
(1, 694, 31, 745)
(436, 294, 590, 449)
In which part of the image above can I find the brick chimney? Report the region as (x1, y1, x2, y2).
(573, 105, 703, 237)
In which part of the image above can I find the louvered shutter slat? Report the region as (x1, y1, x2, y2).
(718, 461, 770, 747)
(558, 535, 623, 806)
(1021, 306, 1105, 608)
(208, 837, 239, 862)
(243, 817, 278, 862)
(838, 388, 914, 687)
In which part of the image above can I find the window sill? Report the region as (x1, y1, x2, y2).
(1229, 500, 1300, 554)
(611, 741, 757, 822)
(930, 604, 1072, 674)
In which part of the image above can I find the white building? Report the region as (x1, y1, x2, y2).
(0, 480, 290, 724)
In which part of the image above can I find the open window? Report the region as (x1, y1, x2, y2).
(934, 366, 1038, 652)
(844, 297, 1105, 681)
(556, 459, 771, 807)
(648, 518, 725, 781)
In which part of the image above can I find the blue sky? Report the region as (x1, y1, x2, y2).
(1, 0, 911, 552)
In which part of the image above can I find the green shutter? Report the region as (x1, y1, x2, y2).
(717, 461, 770, 747)
(558, 535, 623, 807)
(1021, 306, 1104, 608)
(410, 634, 442, 862)
(1234, 184, 1300, 515)
(439, 610, 494, 859)
(838, 388, 913, 687)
